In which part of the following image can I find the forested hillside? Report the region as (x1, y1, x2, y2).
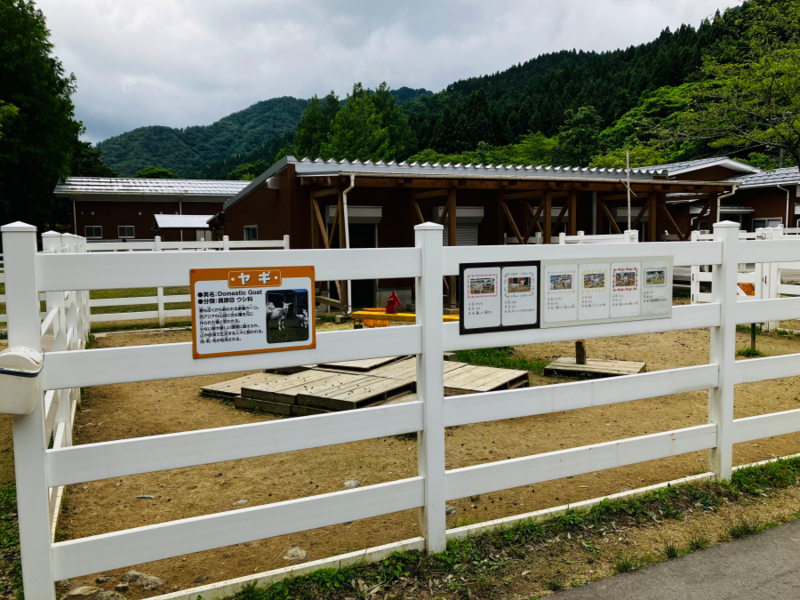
(95, 96, 308, 177)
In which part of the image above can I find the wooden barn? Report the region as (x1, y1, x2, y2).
(212, 156, 731, 310)
(54, 177, 249, 242)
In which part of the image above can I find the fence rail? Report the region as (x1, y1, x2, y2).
(4, 220, 800, 599)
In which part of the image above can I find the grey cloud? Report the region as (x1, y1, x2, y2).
(35, 0, 742, 142)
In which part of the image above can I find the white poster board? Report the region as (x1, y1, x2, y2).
(460, 262, 540, 333)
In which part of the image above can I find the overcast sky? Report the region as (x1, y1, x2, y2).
(36, 0, 742, 143)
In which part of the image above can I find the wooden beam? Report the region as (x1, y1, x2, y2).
(543, 190, 552, 244)
(312, 198, 331, 249)
(412, 199, 425, 225)
(568, 190, 577, 235)
(649, 192, 658, 242)
(500, 200, 525, 245)
(695, 198, 713, 230)
(497, 196, 506, 244)
(438, 201, 449, 226)
(317, 296, 346, 310)
(523, 201, 544, 242)
(657, 196, 687, 241)
(447, 188, 457, 306)
(500, 190, 543, 201)
(310, 187, 340, 199)
(600, 202, 622, 235)
(552, 202, 569, 233)
(632, 203, 649, 230)
(412, 189, 448, 200)
(336, 191, 345, 249)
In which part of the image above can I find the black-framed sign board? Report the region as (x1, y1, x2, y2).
(540, 256, 673, 328)
(459, 261, 541, 335)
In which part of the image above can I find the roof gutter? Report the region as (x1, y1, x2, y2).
(776, 183, 799, 227)
(342, 175, 355, 314)
(715, 185, 739, 223)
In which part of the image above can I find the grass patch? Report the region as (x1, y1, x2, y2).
(736, 324, 763, 334)
(455, 347, 548, 376)
(673, 288, 690, 298)
(215, 457, 800, 600)
(0, 486, 22, 599)
(737, 347, 765, 357)
(727, 518, 760, 539)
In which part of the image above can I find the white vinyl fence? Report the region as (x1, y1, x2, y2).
(86, 235, 290, 326)
(558, 230, 639, 244)
(5, 219, 800, 599)
(691, 227, 800, 330)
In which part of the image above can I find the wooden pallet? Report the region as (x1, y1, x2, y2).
(241, 370, 346, 405)
(317, 355, 405, 372)
(233, 396, 330, 416)
(543, 357, 646, 377)
(443, 364, 528, 394)
(201, 372, 286, 398)
(367, 357, 466, 385)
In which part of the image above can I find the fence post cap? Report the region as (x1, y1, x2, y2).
(1, 221, 36, 233)
(414, 222, 444, 231)
(713, 221, 740, 229)
(41, 230, 61, 237)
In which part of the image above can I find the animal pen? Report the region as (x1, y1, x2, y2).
(4, 220, 800, 600)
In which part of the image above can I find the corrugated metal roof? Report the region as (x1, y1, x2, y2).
(153, 214, 215, 229)
(224, 155, 674, 211)
(638, 156, 760, 176)
(727, 167, 800, 189)
(54, 177, 250, 197)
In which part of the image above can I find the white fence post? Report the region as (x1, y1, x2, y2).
(1, 222, 56, 599)
(154, 236, 165, 327)
(709, 221, 738, 481)
(414, 222, 446, 553)
(283, 234, 291, 250)
(222, 235, 230, 251)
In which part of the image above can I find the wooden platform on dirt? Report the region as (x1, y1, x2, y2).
(443, 364, 529, 394)
(543, 357, 646, 377)
(317, 355, 405, 372)
(201, 372, 286, 398)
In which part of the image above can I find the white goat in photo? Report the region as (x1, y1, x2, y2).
(296, 308, 309, 329)
(267, 301, 292, 331)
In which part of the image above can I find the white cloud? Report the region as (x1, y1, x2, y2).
(35, 0, 742, 142)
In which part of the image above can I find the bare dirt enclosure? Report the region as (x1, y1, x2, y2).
(24, 322, 797, 599)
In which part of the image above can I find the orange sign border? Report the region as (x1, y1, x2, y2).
(190, 266, 316, 359)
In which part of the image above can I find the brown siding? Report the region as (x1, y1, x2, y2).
(672, 165, 746, 182)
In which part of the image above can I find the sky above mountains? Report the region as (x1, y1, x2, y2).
(37, 0, 741, 143)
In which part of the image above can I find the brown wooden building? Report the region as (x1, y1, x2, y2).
(213, 156, 732, 310)
(54, 178, 249, 242)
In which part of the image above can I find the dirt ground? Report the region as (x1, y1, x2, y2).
(3, 322, 800, 597)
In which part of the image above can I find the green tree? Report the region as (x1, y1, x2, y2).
(0, 102, 19, 140)
(134, 166, 180, 178)
(589, 144, 670, 169)
(553, 106, 602, 166)
(320, 83, 416, 163)
(293, 92, 339, 159)
(71, 141, 118, 177)
(0, 0, 82, 227)
(671, 1, 800, 172)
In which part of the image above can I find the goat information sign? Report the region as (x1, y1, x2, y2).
(540, 257, 672, 328)
(459, 261, 540, 334)
(190, 266, 315, 359)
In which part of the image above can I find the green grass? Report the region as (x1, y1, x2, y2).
(89, 286, 190, 315)
(737, 347, 765, 357)
(455, 347, 548, 376)
(727, 518, 760, 539)
(673, 288, 690, 299)
(90, 320, 192, 334)
(213, 457, 800, 600)
(0, 486, 22, 600)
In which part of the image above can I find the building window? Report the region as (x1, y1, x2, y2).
(118, 225, 135, 238)
(753, 218, 782, 230)
(84, 226, 102, 239)
(244, 225, 258, 241)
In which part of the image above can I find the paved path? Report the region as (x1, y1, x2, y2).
(560, 519, 800, 600)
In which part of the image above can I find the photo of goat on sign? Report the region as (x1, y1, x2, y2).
(267, 290, 310, 344)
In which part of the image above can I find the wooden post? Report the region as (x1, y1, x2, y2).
(709, 220, 738, 481)
(497, 194, 505, 244)
(576, 340, 586, 365)
(414, 222, 446, 553)
(596, 192, 606, 234)
(1, 222, 56, 599)
(751, 324, 757, 351)
(648, 192, 658, 242)
(568, 190, 577, 235)
(447, 188, 457, 307)
(543, 189, 552, 244)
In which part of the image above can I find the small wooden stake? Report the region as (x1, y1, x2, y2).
(751, 324, 757, 351)
(576, 340, 587, 365)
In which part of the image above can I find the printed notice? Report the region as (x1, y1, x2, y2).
(544, 264, 578, 323)
(641, 261, 671, 317)
(610, 262, 641, 318)
(463, 267, 501, 330)
(502, 266, 538, 327)
(191, 266, 315, 359)
(579, 263, 610, 321)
